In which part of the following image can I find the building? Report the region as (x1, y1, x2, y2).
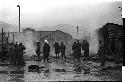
(97, 23, 123, 57)
(0, 28, 73, 56)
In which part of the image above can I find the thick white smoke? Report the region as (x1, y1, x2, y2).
(81, 29, 99, 55)
(23, 28, 38, 56)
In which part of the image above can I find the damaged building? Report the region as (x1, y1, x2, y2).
(97, 23, 123, 60)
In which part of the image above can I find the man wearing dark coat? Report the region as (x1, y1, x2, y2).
(76, 40, 81, 60)
(82, 40, 89, 60)
(14, 42, 20, 65)
(98, 40, 105, 67)
(72, 42, 77, 59)
(54, 41, 60, 59)
(36, 41, 41, 62)
(43, 40, 50, 62)
(9, 43, 15, 65)
(72, 42, 77, 65)
(18, 43, 26, 66)
(60, 42, 66, 60)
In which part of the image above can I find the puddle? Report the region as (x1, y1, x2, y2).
(55, 69, 66, 72)
(28, 65, 40, 72)
(9, 74, 24, 79)
(0, 71, 9, 74)
(0, 64, 10, 66)
(103, 66, 122, 70)
(10, 71, 24, 74)
(84, 69, 90, 74)
(9, 78, 24, 82)
(8, 74, 24, 82)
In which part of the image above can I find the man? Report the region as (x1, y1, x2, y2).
(76, 40, 81, 61)
(60, 42, 66, 60)
(72, 42, 77, 65)
(18, 43, 26, 66)
(36, 41, 41, 62)
(8, 43, 15, 65)
(82, 40, 89, 60)
(13, 42, 20, 65)
(72, 42, 77, 57)
(54, 41, 60, 59)
(43, 40, 50, 63)
(82, 40, 86, 59)
(110, 35, 116, 55)
(98, 40, 105, 67)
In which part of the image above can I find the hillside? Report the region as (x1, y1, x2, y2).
(0, 21, 19, 32)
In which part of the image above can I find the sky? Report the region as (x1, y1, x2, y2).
(0, 0, 123, 54)
(0, 0, 123, 38)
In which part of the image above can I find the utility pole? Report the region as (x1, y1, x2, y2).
(76, 26, 78, 37)
(13, 34, 14, 43)
(7, 31, 9, 44)
(17, 5, 20, 32)
(2, 28, 3, 51)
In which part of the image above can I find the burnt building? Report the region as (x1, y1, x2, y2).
(98, 23, 123, 57)
(0, 28, 73, 56)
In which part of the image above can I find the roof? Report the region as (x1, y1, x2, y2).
(39, 30, 72, 39)
(102, 23, 123, 38)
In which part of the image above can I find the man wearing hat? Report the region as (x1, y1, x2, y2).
(43, 40, 50, 62)
(36, 41, 41, 62)
(54, 41, 60, 59)
(98, 40, 105, 67)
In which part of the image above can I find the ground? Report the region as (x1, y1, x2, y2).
(0, 53, 122, 82)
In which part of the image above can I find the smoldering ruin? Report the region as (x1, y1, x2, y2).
(0, 1, 123, 81)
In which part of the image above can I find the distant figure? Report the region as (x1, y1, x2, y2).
(115, 38, 122, 64)
(60, 42, 66, 60)
(8, 43, 15, 65)
(54, 41, 60, 59)
(36, 41, 41, 62)
(14, 42, 20, 65)
(18, 43, 26, 66)
(72, 42, 77, 64)
(110, 35, 116, 55)
(43, 40, 50, 63)
(76, 40, 81, 60)
(98, 40, 105, 66)
(72, 42, 77, 57)
(82, 40, 89, 60)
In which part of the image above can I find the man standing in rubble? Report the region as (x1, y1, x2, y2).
(98, 40, 105, 67)
(82, 40, 89, 60)
(18, 43, 26, 66)
(13, 42, 20, 65)
(54, 41, 60, 59)
(36, 41, 41, 62)
(72, 42, 77, 65)
(8, 43, 15, 65)
(43, 40, 50, 63)
(60, 42, 66, 61)
(76, 40, 81, 63)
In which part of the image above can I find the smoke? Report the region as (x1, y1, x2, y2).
(23, 28, 38, 56)
(89, 31, 99, 55)
(81, 29, 100, 55)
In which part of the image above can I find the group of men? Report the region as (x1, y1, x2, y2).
(72, 39, 105, 66)
(8, 42, 26, 66)
(36, 40, 66, 62)
(72, 40, 89, 63)
(36, 40, 51, 62)
(54, 41, 66, 60)
(36, 39, 105, 67)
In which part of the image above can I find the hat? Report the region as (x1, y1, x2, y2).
(17, 42, 20, 45)
(45, 40, 48, 43)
